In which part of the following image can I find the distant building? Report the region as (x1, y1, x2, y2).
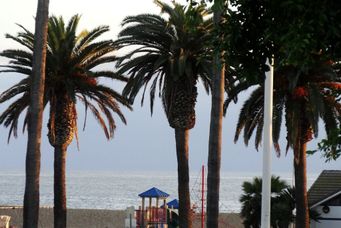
(309, 170, 341, 228)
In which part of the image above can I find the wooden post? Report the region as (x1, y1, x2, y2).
(164, 199, 167, 224)
(149, 197, 152, 224)
(156, 198, 159, 222)
(142, 197, 145, 227)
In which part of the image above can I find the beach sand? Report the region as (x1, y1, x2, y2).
(0, 207, 242, 228)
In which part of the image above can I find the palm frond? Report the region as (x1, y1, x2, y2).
(72, 40, 114, 67)
(321, 95, 339, 137)
(75, 26, 110, 52)
(79, 97, 110, 139)
(149, 77, 159, 115)
(0, 78, 30, 103)
(0, 95, 29, 142)
(255, 116, 264, 151)
(0, 66, 31, 76)
(91, 71, 128, 82)
(4, 32, 34, 51)
(305, 98, 319, 138)
(234, 86, 263, 145)
(65, 15, 80, 37)
(284, 99, 301, 151)
(272, 94, 285, 155)
(85, 56, 117, 71)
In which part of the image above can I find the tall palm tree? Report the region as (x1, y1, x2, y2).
(23, 0, 49, 227)
(206, 0, 226, 227)
(0, 15, 130, 228)
(230, 62, 341, 228)
(114, 1, 212, 227)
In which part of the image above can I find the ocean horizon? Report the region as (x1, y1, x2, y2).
(0, 170, 318, 213)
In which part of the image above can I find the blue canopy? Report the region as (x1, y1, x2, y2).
(166, 199, 179, 209)
(138, 187, 169, 198)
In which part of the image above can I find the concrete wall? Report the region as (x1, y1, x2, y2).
(0, 207, 243, 228)
(0, 208, 125, 228)
(311, 206, 341, 228)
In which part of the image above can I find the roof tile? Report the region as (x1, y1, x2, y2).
(308, 170, 341, 206)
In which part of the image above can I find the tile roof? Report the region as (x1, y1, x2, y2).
(308, 170, 341, 207)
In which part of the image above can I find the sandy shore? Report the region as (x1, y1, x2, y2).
(0, 207, 242, 228)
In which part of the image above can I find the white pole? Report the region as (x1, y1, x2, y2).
(261, 58, 274, 228)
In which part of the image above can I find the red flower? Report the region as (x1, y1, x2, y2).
(86, 78, 97, 86)
(320, 82, 341, 91)
(324, 59, 334, 66)
(292, 87, 308, 99)
(73, 73, 97, 86)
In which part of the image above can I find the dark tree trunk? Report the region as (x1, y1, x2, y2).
(175, 128, 192, 228)
(206, 2, 225, 226)
(48, 95, 74, 228)
(206, 57, 225, 227)
(294, 104, 310, 228)
(54, 144, 67, 228)
(23, 0, 49, 227)
(294, 143, 309, 228)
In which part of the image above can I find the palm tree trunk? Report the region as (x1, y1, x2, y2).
(23, 0, 49, 227)
(175, 128, 192, 228)
(54, 144, 67, 228)
(206, 2, 225, 226)
(48, 95, 74, 228)
(206, 56, 225, 227)
(294, 138, 309, 228)
(294, 104, 310, 228)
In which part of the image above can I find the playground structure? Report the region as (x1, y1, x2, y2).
(135, 187, 169, 228)
(134, 166, 237, 228)
(135, 166, 206, 228)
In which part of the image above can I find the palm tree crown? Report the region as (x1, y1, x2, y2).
(115, 0, 212, 129)
(232, 63, 341, 156)
(0, 15, 131, 142)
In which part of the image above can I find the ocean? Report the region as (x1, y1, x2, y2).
(0, 171, 318, 212)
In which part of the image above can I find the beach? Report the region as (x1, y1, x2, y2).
(0, 207, 242, 228)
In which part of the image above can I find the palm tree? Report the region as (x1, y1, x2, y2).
(0, 15, 130, 228)
(230, 62, 341, 228)
(23, 0, 49, 227)
(206, 0, 226, 227)
(114, 1, 212, 227)
(240, 176, 294, 228)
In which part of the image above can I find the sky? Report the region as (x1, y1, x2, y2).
(0, 0, 339, 176)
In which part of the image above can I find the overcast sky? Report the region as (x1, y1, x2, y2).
(0, 0, 339, 176)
